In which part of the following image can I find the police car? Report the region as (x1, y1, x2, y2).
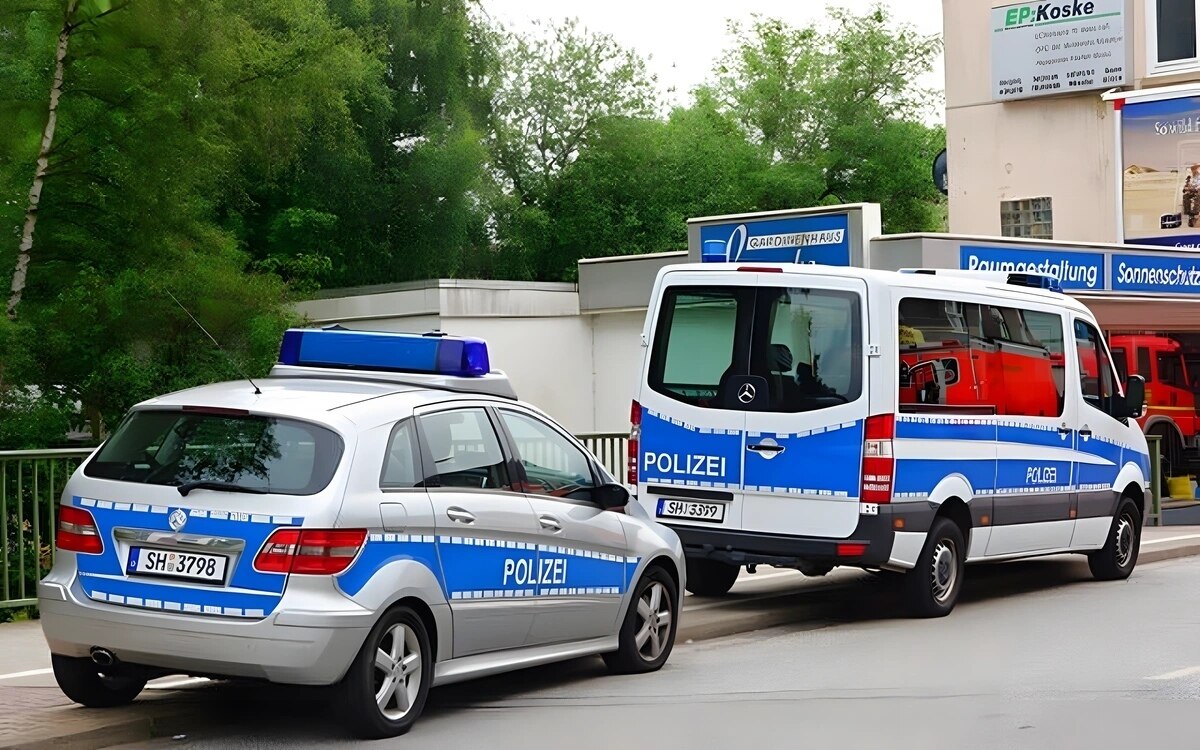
(39, 329, 684, 738)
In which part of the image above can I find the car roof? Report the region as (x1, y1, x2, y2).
(133, 376, 524, 427)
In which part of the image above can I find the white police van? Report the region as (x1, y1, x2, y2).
(40, 329, 684, 738)
(630, 263, 1149, 616)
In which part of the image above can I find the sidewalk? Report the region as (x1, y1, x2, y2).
(3, 525, 1199, 750)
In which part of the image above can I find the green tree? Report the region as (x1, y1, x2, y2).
(488, 17, 658, 206)
(0, 0, 379, 441)
(711, 6, 945, 232)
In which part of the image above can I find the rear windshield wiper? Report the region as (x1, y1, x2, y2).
(176, 481, 270, 497)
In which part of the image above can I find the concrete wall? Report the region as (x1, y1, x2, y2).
(589, 311, 648, 434)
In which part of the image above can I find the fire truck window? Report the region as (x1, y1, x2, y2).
(1074, 320, 1118, 415)
(1010, 310, 1065, 418)
(1158, 352, 1188, 389)
(1137, 348, 1152, 379)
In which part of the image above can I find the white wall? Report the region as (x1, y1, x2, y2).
(440, 316, 596, 434)
(589, 311, 648, 434)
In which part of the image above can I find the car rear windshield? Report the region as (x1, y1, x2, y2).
(648, 285, 862, 412)
(84, 409, 344, 496)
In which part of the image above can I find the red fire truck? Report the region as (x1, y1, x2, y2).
(1109, 334, 1200, 482)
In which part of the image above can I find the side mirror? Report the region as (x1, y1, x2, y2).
(1122, 375, 1146, 419)
(591, 482, 630, 510)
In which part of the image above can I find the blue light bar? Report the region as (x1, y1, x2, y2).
(1006, 273, 1063, 293)
(278, 329, 491, 377)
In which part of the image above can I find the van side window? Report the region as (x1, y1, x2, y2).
(1111, 348, 1128, 383)
(1074, 321, 1119, 415)
(898, 298, 1063, 417)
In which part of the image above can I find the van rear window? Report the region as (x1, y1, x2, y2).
(84, 410, 344, 496)
(648, 285, 863, 412)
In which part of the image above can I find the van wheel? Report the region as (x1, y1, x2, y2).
(903, 517, 965, 618)
(1088, 499, 1141, 581)
(51, 654, 145, 707)
(340, 606, 432, 739)
(684, 557, 739, 596)
(603, 566, 679, 674)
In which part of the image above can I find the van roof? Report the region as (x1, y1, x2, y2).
(661, 263, 1092, 314)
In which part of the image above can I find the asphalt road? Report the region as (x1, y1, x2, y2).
(112, 554, 1200, 750)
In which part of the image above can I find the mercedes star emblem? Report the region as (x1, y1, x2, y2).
(168, 508, 188, 532)
(737, 383, 757, 404)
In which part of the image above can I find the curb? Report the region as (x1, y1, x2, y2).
(8, 539, 1200, 750)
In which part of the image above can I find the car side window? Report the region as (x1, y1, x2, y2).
(380, 419, 420, 489)
(417, 408, 511, 490)
(498, 410, 597, 499)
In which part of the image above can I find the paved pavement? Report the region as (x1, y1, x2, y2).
(112, 552, 1200, 750)
(2, 524, 1199, 749)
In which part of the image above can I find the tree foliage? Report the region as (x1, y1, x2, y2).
(0, 2, 946, 448)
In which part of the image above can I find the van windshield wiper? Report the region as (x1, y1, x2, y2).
(176, 481, 269, 497)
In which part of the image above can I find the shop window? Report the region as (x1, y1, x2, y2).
(1149, 0, 1200, 73)
(1000, 197, 1052, 240)
(897, 298, 1062, 417)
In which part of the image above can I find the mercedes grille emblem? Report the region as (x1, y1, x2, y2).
(168, 508, 188, 532)
(737, 383, 757, 404)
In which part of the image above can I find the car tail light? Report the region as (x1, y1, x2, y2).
(860, 414, 894, 504)
(56, 505, 103, 554)
(254, 528, 366, 575)
(628, 400, 641, 486)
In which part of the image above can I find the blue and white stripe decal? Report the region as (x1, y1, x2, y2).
(72, 496, 298, 619)
(743, 421, 864, 496)
(893, 417, 1149, 498)
(639, 408, 742, 489)
(337, 533, 637, 600)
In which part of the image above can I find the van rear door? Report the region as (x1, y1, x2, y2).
(637, 272, 754, 530)
(636, 269, 870, 540)
(739, 273, 870, 538)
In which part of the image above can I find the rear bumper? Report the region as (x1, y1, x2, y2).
(668, 502, 935, 568)
(39, 577, 373, 686)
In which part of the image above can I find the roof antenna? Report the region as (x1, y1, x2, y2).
(163, 288, 261, 395)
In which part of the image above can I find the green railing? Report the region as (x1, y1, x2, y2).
(1, 448, 93, 611)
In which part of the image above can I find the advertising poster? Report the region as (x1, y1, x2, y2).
(697, 213, 850, 265)
(1122, 95, 1200, 248)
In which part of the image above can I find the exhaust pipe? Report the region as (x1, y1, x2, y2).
(89, 647, 117, 669)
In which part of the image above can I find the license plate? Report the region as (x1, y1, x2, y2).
(656, 498, 726, 523)
(127, 547, 228, 583)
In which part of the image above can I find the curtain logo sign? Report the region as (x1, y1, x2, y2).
(698, 213, 851, 266)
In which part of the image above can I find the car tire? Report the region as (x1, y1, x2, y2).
(340, 605, 432, 739)
(603, 566, 679, 675)
(51, 654, 145, 708)
(903, 517, 965, 618)
(683, 557, 739, 596)
(1088, 499, 1141, 581)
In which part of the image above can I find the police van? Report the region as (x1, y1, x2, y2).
(40, 329, 684, 738)
(630, 263, 1149, 616)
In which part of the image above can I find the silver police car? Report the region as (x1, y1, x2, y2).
(39, 329, 684, 738)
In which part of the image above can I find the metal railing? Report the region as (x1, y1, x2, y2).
(579, 433, 628, 480)
(1, 448, 93, 611)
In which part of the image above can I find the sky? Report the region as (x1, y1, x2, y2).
(480, 0, 946, 119)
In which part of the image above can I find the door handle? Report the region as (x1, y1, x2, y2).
(1079, 426, 1093, 437)
(1058, 424, 1072, 435)
(538, 514, 562, 532)
(446, 507, 476, 525)
(747, 443, 785, 455)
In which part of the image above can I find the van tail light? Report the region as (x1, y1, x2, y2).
(56, 505, 103, 554)
(628, 400, 642, 486)
(254, 528, 367, 575)
(861, 414, 895, 504)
